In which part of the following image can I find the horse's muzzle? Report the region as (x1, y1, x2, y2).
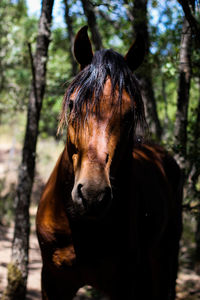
(72, 183, 113, 218)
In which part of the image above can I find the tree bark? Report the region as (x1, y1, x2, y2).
(162, 76, 170, 139)
(80, 0, 103, 51)
(174, 17, 192, 171)
(195, 214, 200, 274)
(3, 1, 54, 299)
(186, 77, 200, 196)
(63, 0, 77, 76)
(179, 0, 200, 273)
(128, 0, 162, 140)
(187, 78, 200, 274)
(191, 78, 200, 186)
(178, 0, 200, 47)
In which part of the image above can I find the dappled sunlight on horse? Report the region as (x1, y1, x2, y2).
(36, 26, 182, 300)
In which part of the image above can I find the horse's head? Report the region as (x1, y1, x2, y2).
(60, 26, 146, 218)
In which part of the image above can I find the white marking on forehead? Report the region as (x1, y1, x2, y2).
(88, 121, 108, 163)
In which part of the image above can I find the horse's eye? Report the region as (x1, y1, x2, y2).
(71, 143, 78, 154)
(124, 111, 133, 123)
(69, 100, 74, 113)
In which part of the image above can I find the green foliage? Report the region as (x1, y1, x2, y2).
(0, 2, 200, 296)
(2, 262, 24, 300)
(0, 0, 200, 200)
(0, 0, 38, 117)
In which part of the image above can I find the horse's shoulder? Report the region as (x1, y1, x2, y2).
(133, 142, 178, 168)
(133, 143, 166, 174)
(132, 142, 182, 188)
(36, 150, 72, 244)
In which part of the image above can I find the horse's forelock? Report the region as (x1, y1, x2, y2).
(58, 49, 147, 135)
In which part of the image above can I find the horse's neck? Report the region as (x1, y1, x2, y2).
(38, 146, 73, 218)
(36, 147, 73, 241)
(111, 146, 133, 182)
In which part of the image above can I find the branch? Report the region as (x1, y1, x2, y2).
(97, 9, 121, 30)
(178, 0, 200, 46)
(182, 203, 200, 212)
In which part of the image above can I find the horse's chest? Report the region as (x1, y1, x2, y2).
(71, 212, 131, 264)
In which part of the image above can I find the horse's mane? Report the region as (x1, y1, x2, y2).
(58, 49, 147, 134)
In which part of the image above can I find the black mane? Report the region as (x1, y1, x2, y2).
(59, 49, 146, 133)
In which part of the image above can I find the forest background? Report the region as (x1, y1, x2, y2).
(0, 0, 200, 299)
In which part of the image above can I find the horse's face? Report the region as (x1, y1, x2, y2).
(67, 79, 133, 217)
(62, 26, 145, 218)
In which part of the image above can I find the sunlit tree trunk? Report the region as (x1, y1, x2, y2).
(174, 17, 192, 171)
(63, 0, 77, 76)
(3, 0, 54, 299)
(127, 0, 162, 140)
(80, 0, 103, 51)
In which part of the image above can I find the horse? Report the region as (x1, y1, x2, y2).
(36, 26, 183, 300)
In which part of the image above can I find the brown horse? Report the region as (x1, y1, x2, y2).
(36, 26, 182, 300)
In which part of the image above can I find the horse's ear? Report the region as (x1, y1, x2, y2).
(124, 34, 145, 72)
(74, 26, 93, 70)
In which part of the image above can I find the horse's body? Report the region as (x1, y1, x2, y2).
(36, 27, 182, 300)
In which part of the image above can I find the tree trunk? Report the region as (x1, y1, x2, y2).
(162, 76, 170, 139)
(63, 0, 77, 76)
(80, 0, 103, 51)
(128, 0, 162, 140)
(188, 78, 200, 274)
(2, 1, 54, 299)
(174, 17, 192, 171)
(186, 77, 200, 197)
(195, 214, 200, 274)
(178, 0, 200, 47)
(191, 77, 200, 186)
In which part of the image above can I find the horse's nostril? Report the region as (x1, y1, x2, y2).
(90, 186, 112, 215)
(75, 183, 112, 215)
(77, 184, 88, 209)
(77, 184, 83, 198)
